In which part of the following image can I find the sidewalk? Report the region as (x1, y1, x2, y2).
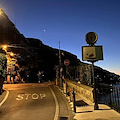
(59, 88, 120, 120)
(74, 104, 120, 120)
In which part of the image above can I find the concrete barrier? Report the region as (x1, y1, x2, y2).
(64, 79, 94, 103)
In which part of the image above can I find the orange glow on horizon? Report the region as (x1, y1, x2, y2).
(115, 72, 120, 75)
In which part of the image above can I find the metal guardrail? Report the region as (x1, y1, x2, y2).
(98, 83, 120, 113)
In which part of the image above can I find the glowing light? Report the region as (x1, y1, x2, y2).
(2, 45, 7, 49)
(0, 8, 2, 15)
(10, 52, 14, 56)
(2, 45, 8, 52)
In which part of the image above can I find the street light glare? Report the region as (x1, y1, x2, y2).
(2, 45, 7, 49)
(0, 8, 3, 15)
(10, 52, 14, 56)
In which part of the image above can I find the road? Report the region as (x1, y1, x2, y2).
(0, 82, 71, 120)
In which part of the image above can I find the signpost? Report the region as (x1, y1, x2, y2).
(82, 32, 103, 110)
(64, 59, 70, 78)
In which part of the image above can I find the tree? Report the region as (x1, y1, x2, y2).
(0, 52, 7, 94)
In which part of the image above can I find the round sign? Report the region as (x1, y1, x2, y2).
(85, 32, 98, 45)
(64, 59, 70, 66)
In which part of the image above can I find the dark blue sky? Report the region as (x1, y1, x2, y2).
(1, 0, 120, 75)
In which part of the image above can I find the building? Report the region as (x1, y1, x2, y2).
(0, 8, 35, 83)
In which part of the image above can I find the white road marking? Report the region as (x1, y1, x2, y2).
(25, 94, 31, 100)
(32, 93, 39, 100)
(0, 89, 9, 106)
(16, 94, 24, 100)
(16, 93, 46, 100)
(40, 93, 46, 99)
(49, 86, 59, 120)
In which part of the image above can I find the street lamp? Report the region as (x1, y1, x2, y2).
(10, 52, 14, 57)
(2, 45, 7, 49)
(2, 45, 7, 52)
(1, 45, 15, 57)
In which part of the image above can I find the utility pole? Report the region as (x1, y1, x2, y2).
(59, 41, 62, 88)
(59, 41, 61, 68)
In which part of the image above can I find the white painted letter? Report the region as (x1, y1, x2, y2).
(16, 94, 24, 100)
(25, 94, 31, 100)
(40, 94, 46, 99)
(32, 93, 39, 100)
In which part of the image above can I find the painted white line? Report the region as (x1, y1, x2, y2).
(49, 86, 59, 120)
(0, 89, 9, 106)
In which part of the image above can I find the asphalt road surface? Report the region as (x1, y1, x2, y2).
(0, 82, 65, 120)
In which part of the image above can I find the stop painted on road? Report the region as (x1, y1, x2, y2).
(16, 93, 46, 100)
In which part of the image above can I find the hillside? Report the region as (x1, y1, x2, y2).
(24, 38, 120, 84)
(23, 38, 80, 82)
(0, 8, 119, 83)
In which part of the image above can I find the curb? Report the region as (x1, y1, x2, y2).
(0, 89, 9, 106)
(55, 86, 76, 120)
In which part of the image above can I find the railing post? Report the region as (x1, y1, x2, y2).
(116, 87, 119, 112)
(73, 88, 76, 113)
(118, 87, 120, 112)
(114, 87, 117, 109)
(109, 84, 112, 108)
(70, 87, 73, 102)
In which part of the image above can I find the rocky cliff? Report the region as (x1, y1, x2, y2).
(0, 8, 119, 83)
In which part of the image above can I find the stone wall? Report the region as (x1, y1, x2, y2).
(64, 79, 94, 103)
